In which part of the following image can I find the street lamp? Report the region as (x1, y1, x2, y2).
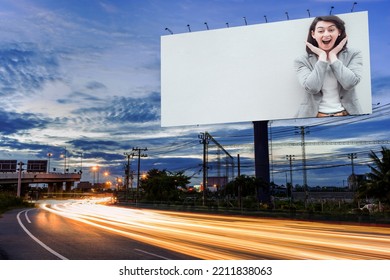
(91, 166, 99, 185)
(116, 177, 123, 190)
(73, 150, 83, 176)
(47, 153, 53, 173)
(104, 171, 110, 189)
(17, 161, 24, 197)
(60, 148, 67, 173)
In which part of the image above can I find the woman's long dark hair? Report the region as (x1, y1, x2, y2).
(306, 15, 347, 55)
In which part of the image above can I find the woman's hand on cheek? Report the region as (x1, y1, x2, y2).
(306, 42, 327, 61)
(329, 37, 348, 63)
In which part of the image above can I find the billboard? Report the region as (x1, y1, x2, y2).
(161, 12, 371, 127)
(0, 160, 17, 172)
(27, 160, 48, 173)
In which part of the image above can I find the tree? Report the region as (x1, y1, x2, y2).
(357, 147, 390, 204)
(140, 169, 190, 202)
(225, 175, 267, 198)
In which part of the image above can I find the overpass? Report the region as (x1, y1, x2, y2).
(0, 172, 82, 196)
(0, 159, 81, 196)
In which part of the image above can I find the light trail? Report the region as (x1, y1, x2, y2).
(39, 199, 390, 260)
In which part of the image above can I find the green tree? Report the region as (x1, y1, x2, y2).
(357, 147, 390, 204)
(140, 169, 190, 202)
(225, 175, 262, 197)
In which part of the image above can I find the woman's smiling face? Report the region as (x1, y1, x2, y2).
(311, 21, 340, 52)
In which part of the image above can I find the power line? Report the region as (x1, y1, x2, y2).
(273, 140, 390, 147)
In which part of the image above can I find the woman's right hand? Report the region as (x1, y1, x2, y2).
(305, 41, 327, 61)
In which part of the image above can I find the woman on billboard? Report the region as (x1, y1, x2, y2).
(294, 15, 363, 118)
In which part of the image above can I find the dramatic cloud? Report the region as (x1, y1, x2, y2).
(0, 110, 50, 134)
(0, 43, 60, 96)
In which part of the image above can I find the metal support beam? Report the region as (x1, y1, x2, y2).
(253, 121, 270, 203)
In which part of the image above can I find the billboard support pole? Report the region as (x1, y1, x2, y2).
(253, 121, 271, 203)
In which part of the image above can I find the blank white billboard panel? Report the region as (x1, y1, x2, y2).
(161, 12, 371, 126)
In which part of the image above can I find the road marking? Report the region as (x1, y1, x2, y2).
(17, 209, 69, 260)
(134, 249, 171, 260)
(24, 209, 32, 224)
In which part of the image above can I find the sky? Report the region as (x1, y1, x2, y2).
(0, 0, 389, 188)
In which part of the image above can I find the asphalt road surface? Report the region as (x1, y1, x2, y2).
(1, 197, 390, 260)
(0, 200, 195, 260)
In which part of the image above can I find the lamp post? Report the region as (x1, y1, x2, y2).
(104, 171, 110, 188)
(96, 166, 100, 185)
(60, 148, 67, 173)
(73, 150, 83, 176)
(116, 177, 123, 190)
(17, 161, 24, 198)
(91, 166, 99, 186)
(47, 153, 53, 173)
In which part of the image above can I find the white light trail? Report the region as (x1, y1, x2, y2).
(39, 199, 390, 260)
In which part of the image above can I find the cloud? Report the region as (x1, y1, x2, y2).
(68, 138, 123, 152)
(99, 1, 120, 14)
(0, 136, 48, 155)
(0, 42, 60, 96)
(72, 92, 161, 126)
(0, 109, 49, 135)
(86, 81, 107, 90)
(371, 75, 390, 104)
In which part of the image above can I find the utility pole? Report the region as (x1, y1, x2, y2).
(296, 126, 309, 206)
(124, 152, 134, 202)
(286, 155, 295, 203)
(237, 154, 241, 177)
(348, 153, 357, 175)
(348, 153, 358, 191)
(286, 155, 295, 187)
(198, 132, 210, 206)
(132, 147, 147, 204)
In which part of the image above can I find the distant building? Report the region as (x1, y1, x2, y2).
(348, 174, 367, 191)
(207, 176, 228, 191)
(77, 181, 93, 191)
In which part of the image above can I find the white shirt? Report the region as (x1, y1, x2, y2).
(318, 64, 345, 113)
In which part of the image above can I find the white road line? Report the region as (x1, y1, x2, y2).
(134, 249, 171, 260)
(17, 209, 69, 260)
(24, 209, 32, 224)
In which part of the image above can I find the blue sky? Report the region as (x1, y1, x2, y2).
(0, 0, 389, 188)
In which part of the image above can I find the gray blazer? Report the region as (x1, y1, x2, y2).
(294, 48, 363, 118)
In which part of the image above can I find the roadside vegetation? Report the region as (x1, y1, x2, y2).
(0, 192, 33, 215)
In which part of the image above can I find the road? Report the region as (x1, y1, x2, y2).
(1, 197, 390, 260)
(0, 199, 195, 260)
